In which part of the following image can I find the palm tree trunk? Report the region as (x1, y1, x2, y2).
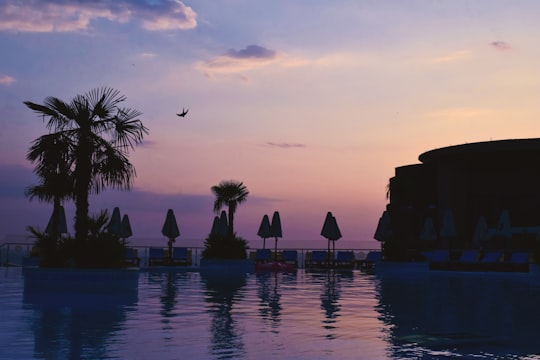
(51, 196, 61, 240)
(228, 203, 235, 237)
(74, 134, 92, 244)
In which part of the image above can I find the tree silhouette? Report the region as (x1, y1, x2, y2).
(24, 87, 148, 247)
(211, 180, 249, 238)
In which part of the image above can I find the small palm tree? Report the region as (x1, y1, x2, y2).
(211, 180, 249, 238)
(24, 87, 148, 245)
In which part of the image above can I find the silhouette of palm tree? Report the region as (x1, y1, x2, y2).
(211, 180, 249, 238)
(24, 87, 148, 244)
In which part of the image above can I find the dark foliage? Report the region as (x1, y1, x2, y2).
(202, 233, 248, 260)
(28, 210, 127, 268)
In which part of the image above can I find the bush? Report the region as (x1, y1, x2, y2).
(28, 209, 127, 268)
(202, 233, 248, 259)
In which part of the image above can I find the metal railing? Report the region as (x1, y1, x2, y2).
(0, 242, 379, 269)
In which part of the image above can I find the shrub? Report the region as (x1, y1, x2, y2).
(202, 233, 248, 259)
(28, 209, 127, 268)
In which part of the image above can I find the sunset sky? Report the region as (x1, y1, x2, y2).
(1, 0, 539, 248)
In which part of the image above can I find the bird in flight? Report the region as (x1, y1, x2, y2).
(176, 108, 189, 117)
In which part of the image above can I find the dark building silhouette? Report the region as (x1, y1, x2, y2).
(385, 138, 540, 259)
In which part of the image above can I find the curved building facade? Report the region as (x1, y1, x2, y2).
(384, 138, 540, 260)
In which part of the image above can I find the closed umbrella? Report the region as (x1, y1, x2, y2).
(121, 214, 133, 240)
(44, 205, 67, 256)
(330, 215, 342, 261)
(210, 216, 221, 237)
(374, 210, 391, 242)
(45, 205, 67, 236)
(162, 209, 180, 264)
(219, 210, 228, 237)
(420, 216, 437, 242)
(440, 209, 456, 249)
(321, 212, 342, 265)
(107, 207, 122, 235)
(496, 209, 512, 239)
(269, 211, 282, 260)
(257, 214, 271, 249)
(496, 209, 512, 249)
(473, 216, 488, 247)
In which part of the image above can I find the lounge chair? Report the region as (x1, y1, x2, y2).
(481, 251, 501, 263)
(255, 249, 272, 263)
(281, 250, 298, 267)
(510, 252, 529, 263)
(359, 251, 381, 271)
(148, 248, 166, 266)
(335, 251, 355, 268)
(124, 247, 140, 267)
(479, 251, 502, 271)
(305, 250, 328, 268)
(430, 250, 449, 263)
(458, 250, 478, 263)
(171, 247, 191, 266)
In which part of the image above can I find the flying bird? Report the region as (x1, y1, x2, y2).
(176, 108, 189, 117)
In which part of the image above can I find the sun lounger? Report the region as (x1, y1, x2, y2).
(172, 247, 191, 266)
(430, 250, 449, 263)
(305, 250, 328, 268)
(358, 251, 381, 271)
(255, 249, 272, 263)
(510, 252, 529, 263)
(335, 251, 355, 268)
(458, 250, 478, 263)
(481, 251, 501, 263)
(148, 248, 166, 266)
(124, 247, 140, 267)
(281, 250, 298, 267)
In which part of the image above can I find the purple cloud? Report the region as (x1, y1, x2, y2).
(490, 41, 511, 51)
(0, 0, 197, 33)
(226, 45, 276, 60)
(196, 44, 281, 79)
(266, 142, 306, 149)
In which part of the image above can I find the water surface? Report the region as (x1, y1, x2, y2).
(1, 267, 540, 359)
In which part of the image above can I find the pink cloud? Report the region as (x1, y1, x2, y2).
(490, 41, 511, 51)
(0, 74, 15, 86)
(266, 142, 306, 149)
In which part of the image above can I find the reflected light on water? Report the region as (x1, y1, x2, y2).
(1, 267, 540, 359)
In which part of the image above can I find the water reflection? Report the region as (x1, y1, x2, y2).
(201, 270, 247, 359)
(256, 272, 282, 330)
(376, 271, 540, 359)
(147, 270, 186, 339)
(22, 269, 138, 359)
(306, 269, 354, 339)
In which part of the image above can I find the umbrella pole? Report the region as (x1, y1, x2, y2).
(263, 238, 266, 250)
(168, 238, 173, 266)
(333, 240, 336, 268)
(274, 237, 278, 261)
(327, 239, 330, 268)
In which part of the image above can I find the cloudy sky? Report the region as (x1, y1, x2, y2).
(1, 0, 539, 247)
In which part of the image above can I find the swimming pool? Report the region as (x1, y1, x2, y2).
(1, 267, 540, 359)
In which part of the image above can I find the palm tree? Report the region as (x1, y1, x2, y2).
(24, 87, 148, 244)
(211, 180, 249, 237)
(25, 133, 74, 226)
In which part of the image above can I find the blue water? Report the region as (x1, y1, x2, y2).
(1, 267, 540, 359)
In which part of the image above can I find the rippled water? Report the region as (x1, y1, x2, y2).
(1, 267, 540, 359)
